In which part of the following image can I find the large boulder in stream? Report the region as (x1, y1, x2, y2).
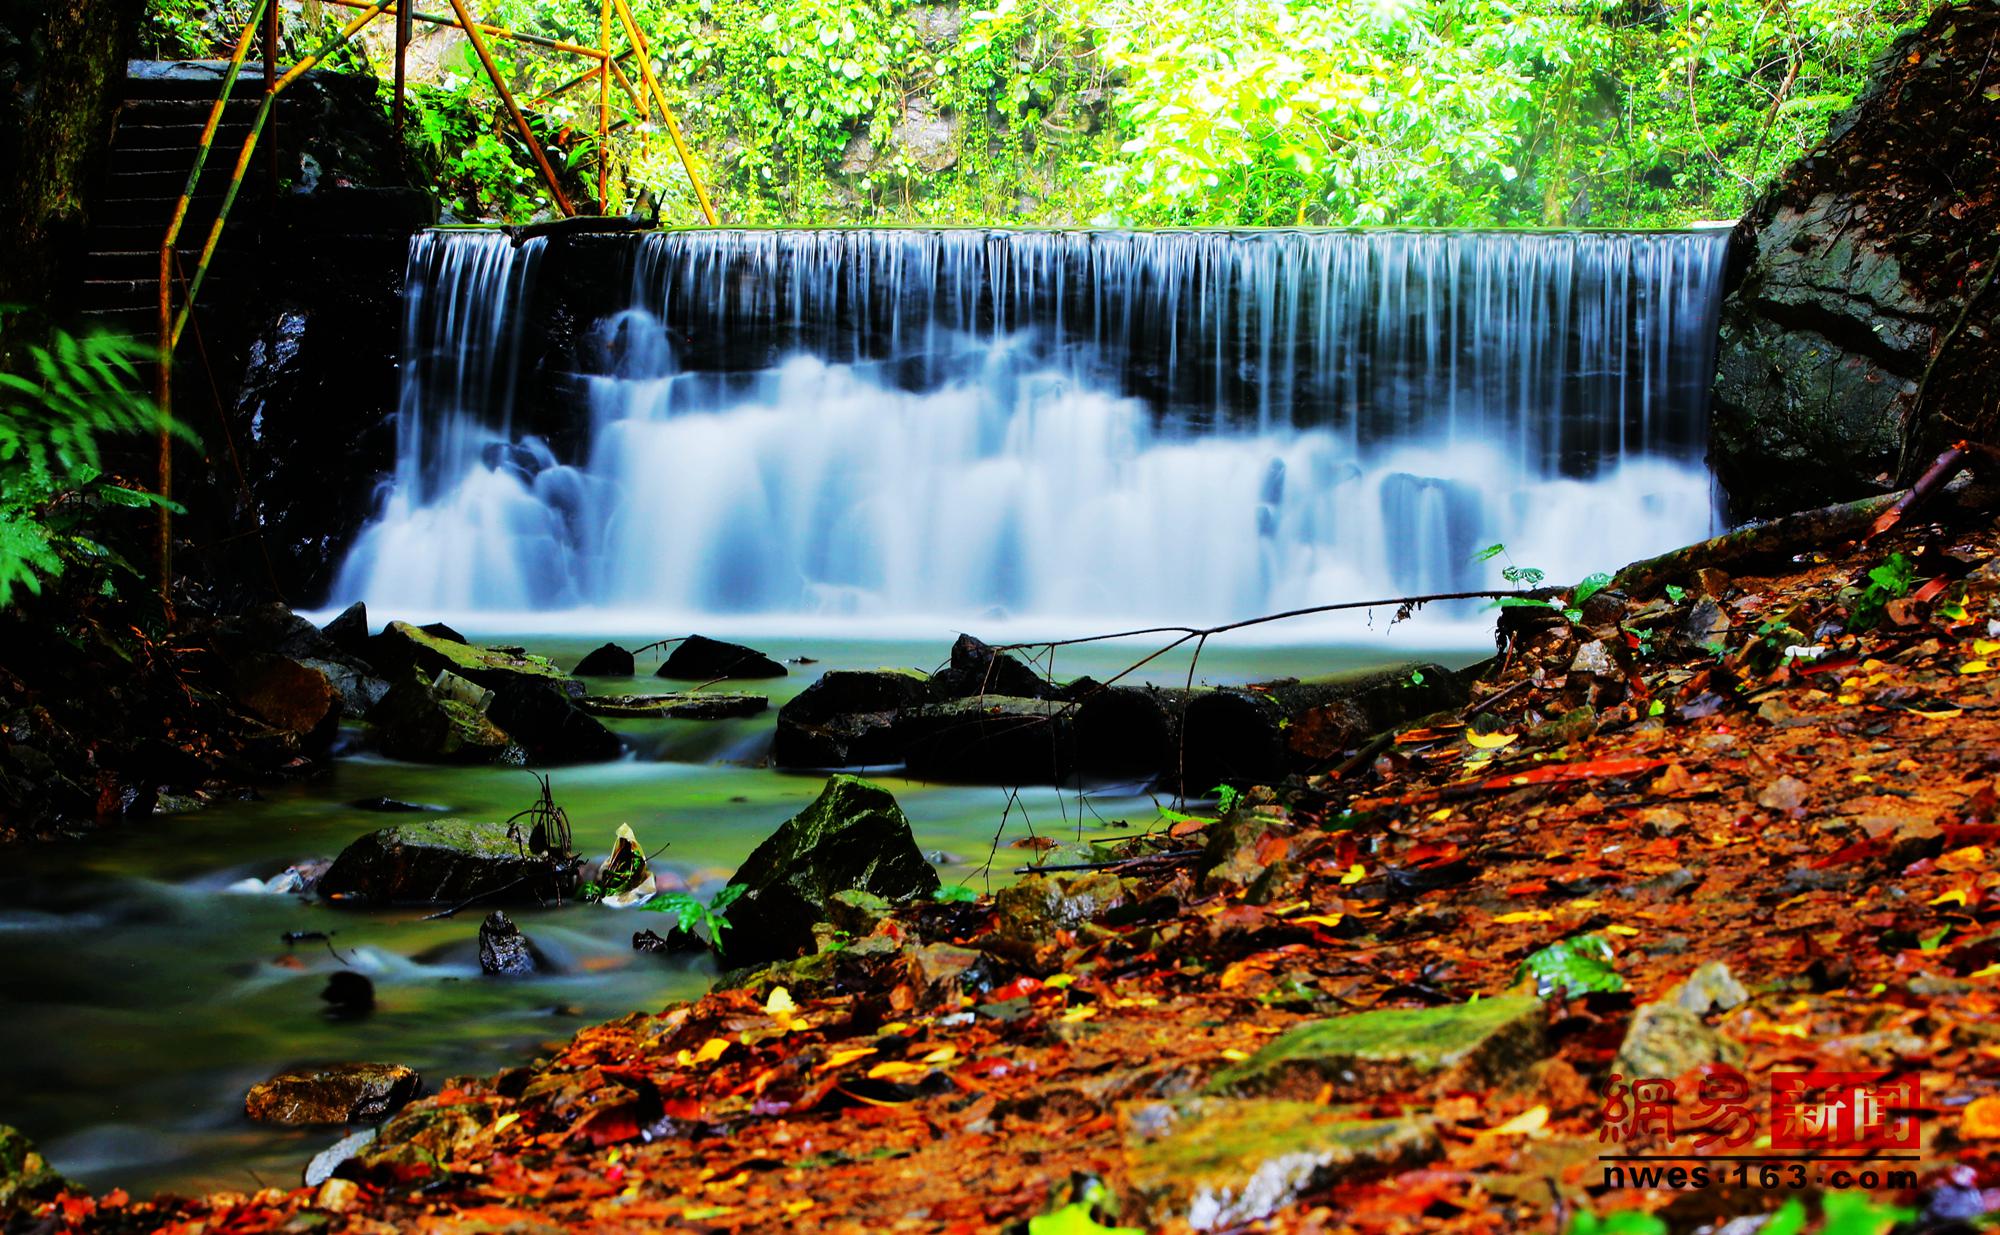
(487, 680, 624, 764)
(722, 775, 940, 966)
(900, 696, 1075, 782)
(245, 1062, 422, 1125)
(658, 634, 786, 680)
(319, 818, 578, 905)
(366, 621, 583, 698)
(929, 633, 1053, 700)
(572, 642, 636, 676)
(229, 653, 341, 747)
(1709, 1, 2000, 515)
(369, 673, 523, 765)
(773, 668, 936, 767)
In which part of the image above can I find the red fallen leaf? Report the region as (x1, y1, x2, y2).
(1010, 836, 1059, 852)
(568, 1100, 646, 1147)
(1506, 880, 1550, 895)
(1405, 840, 1461, 866)
(989, 975, 1043, 1001)
(1254, 832, 1291, 864)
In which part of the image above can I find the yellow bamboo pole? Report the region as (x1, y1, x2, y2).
(318, 0, 610, 59)
(157, 0, 267, 603)
(611, 0, 717, 224)
(445, 0, 576, 217)
(598, 0, 612, 209)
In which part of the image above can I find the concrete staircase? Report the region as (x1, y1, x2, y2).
(78, 62, 286, 338)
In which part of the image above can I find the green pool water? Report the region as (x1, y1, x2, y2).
(0, 632, 1477, 1197)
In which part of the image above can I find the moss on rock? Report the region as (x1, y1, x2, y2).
(1208, 994, 1547, 1100)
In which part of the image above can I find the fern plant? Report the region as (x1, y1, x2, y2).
(0, 310, 194, 608)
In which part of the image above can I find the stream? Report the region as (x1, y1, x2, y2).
(0, 630, 1476, 1196)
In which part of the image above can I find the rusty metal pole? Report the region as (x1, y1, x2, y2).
(444, 0, 576, 217)
(598, 0, 611, 210)
(611, 0, 716, 224)
(393, 0, 413, 131)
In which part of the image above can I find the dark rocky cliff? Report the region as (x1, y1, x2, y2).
(1710, 0, 2000, 518)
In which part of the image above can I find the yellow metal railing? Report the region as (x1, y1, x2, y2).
(154, 0, 717, 598)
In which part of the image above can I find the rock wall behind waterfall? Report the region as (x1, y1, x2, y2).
(1710, 0, 2000, 518)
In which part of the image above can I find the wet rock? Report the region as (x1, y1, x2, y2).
(303, 1128, 376, 1187)
(1679, 598, 1732, 649)
(930, 633, 1053, 700)
(419, 622, 467, 644)
(1123, 1100, 1439, 1231)
(245, 1062, 422, 1125)
(230, 653, 341, 747)
(1757, 774, 1809, 813)
(352, 797, 435, 812)
(891, 96, 959, 172)
(1074, 685, 1179, 774)
(1268, 664, 1469, 767)
(658, 634, 786, 680)
(1614, 1000, 1743, 1079)
(321, 971, 375, 1018)
(1529, 705, 1598, 749)
(320, 602, 371, 659)
(0, 1123, 71, 1212)
(1570, 639, 1620, 680)
(1209, 995, 1548, 1100)
(1202, 810, 1282, 889)
(722, 775, 940, 967)
(369, 673, 521, 765)
(900, 696, 1074, 782)
(577, 692, 767, 719)
(990, 872, 1128, 960)
(319, 818, 579, 905)
(573, 642, 636, 676)
(773, 668, 935, 767)
(359, 1098, 495, 1171)
(298, 656, 390, 720)
(478, 910, 539, 975)
(487, 679, 624, 765)
(367, 621, 582, 698)
(826, 889, 892, 936)
(1676, 960, 1751, 1015)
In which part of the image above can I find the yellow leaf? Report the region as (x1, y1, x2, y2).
(692, 1036, 731, 1064)
(784, 1200, 816, 1216)
(1220, 1048, 1252, 1062)
(1850, 773, 1874, 783)
(866, 1060, 930, 1081)
(1429, 807, 1454, 821)
(878, 1021, 912, 1035)
(920, 1045, 957, 1064)
(1975, 639, 2000, 656)
(1043, 974, 1076, 989)
(1930, 889, 1969, 907)
(1060, 1006, 1097, 1023)
(1488, 1105, 1550, 1136)
(1961, 1095, 2000, 1140)
(492, 1112, 520, 1135)
(1909, 705, 1965, 719)
(1494, 910, 1555, 924)
(819, 1046, 878, 1070)
(1971, 962, 2000, 979)
(1961, 660, 1992, 675)
(1939, 846, 1986, 872)
(1467, 730, 1519, 750)
(764, 986, 797, 1015)
(1605, 925, 1641, 937)
(1340, 864, 1366, 885)
(1291, 913, 1345, 928)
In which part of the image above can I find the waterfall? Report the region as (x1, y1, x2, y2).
(331, 227, 1727, 636)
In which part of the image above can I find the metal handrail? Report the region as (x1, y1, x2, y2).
(152, 0, 720, 595)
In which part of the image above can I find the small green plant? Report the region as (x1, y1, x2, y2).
(639, 882, 748, 947)
(934, 884, 981, 904)
(1212, 783, 1242, 815)
(1845, 552, 1918, 631)
(1517, 933, 1623, 996)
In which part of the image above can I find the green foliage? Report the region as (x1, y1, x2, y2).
(0, 312, 193, 609)
(1567, 1211, 1664, 1235)
(1845, 551, 1917, 631)
(144, 0, 1935, 226)
(934, 883, 982, 903)
(639, 881, 748, 946)
(1517, 933, 1623, 996)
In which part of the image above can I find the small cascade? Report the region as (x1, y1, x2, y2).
(332, 227, 1728, 634)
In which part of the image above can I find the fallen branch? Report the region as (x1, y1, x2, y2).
(1867, 441, 1969, 541)
(1612, 490, 1911, 597)
(1014, 849, 1204, 875)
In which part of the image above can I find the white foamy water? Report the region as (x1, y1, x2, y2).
(332, 228, 1727, 640)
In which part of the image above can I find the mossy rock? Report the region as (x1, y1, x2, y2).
(245, 1062, 422, 1125)
(319, 818, 578, 905)
(1123, 1099, 1439, 1230)
(0, 1124, 71, 1214)
(1208, 995, 1547, 1100)
(722, 775, 940, 966)
(370, 621, 581, 698)
(370, 674, 522, 765)
(990, 872, 1129, 959)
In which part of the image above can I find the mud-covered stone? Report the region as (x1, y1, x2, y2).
(245, 1062, 421, 1125)
(1124, 1100, 1439, 1230)
(320, 818, 577, 905)
(722, 775, 939, 966)
(1208, 995, 1548, 1100)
